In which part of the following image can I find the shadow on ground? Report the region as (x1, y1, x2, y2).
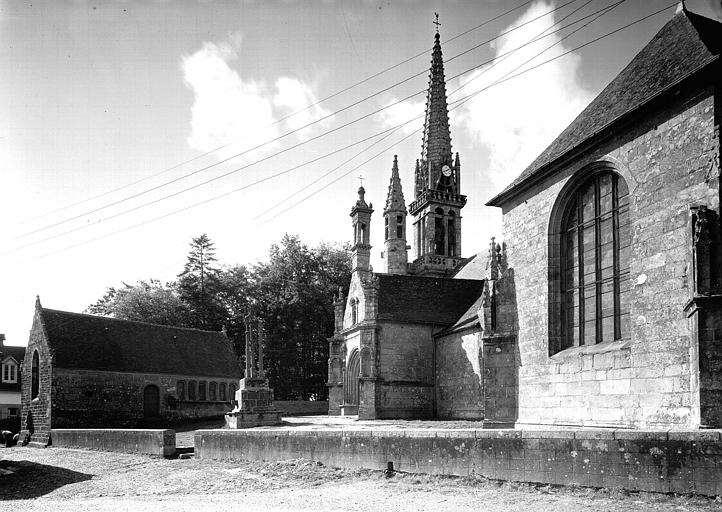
(0, 459, 93, 500)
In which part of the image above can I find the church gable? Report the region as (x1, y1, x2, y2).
(342, 271, 373, 329)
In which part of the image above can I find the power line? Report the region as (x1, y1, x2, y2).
(260, 0, 625, 224)
(256, 0, 608, 223)
(252, 123, 410, 221)
(265, 130, 422, 223)
(13, 2, 675, 262)
(19, 0, 537, 226)
(15, 0, 583, 241)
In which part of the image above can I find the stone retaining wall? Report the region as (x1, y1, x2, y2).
(195, 428, 722, 496)
(52, 428, 176, 457)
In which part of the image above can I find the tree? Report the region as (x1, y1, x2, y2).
(250, 234, 351, 400)
(177, 233, 226, 330)
(86, 279, 192, 327)
(215, 264, 254, 357)
(87, 232, 351, 401)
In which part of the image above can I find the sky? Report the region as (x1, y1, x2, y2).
(0, 0, 682, 346)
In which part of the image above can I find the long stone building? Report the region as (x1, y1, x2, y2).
(329, 7, 722, 429)
(21, 298, 241, 446)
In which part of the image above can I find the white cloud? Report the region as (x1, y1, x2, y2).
(273, 77, 332, 138)
(182, 34, 330, 159)
(457, 0, 594, 186)
(378, 96, 425, 136)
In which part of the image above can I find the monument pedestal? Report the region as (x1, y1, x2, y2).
(225, 377, 283, 429)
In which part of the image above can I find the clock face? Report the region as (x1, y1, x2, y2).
(441, 165, 452, 177)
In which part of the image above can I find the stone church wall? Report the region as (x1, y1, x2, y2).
(500, 84, 719, 428)
(19, 313, 52, 445)
(375, 322, 435, 418)
(435, 330, 484, 419)
(51, 368, 236, 428)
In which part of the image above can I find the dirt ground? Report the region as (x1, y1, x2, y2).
(1, 446, 721, 512)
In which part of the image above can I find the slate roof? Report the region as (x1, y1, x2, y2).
(38, 308, 241, 378)
(1, 345, 25, 364)
(450, 253, 486, 280)
(441, 293, 485, 335)
(487, 10, 721, 206)
(376, 274, 484, 325)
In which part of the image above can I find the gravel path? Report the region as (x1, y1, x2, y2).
(1, 447, 721, 512)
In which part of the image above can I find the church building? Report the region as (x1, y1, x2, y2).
(327, 26, 509, 422)
(329, 6, 722, 429)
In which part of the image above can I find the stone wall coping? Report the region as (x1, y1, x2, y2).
(52, 428, 173, 433)
(51, 428, 176, 457)
(194, 428, 722, 442)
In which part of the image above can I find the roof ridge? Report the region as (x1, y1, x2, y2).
(41, 307, 226, 336)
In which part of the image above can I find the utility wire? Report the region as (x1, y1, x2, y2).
(15, 0, 583, 241)
(261, 0, 625, 223)
(252, 124, 410, 220)
(12, 2, 675, 262)
(20, 0, 537, 225)
(256, 0, 605, 222)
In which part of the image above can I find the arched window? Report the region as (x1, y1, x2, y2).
(434, 207, 445, 255)
(229, 383, 237, 402)
(396, 215, 403, 239)
(219, 383, 227, 401)
(447, 210, 456, 257)
(351, 298, 358, 325)
(198, 381, 207, 401)
(188, 380, 197, 401)
(177, 380, 186, 400)
(558, 171, 630, 351)
(209, 381, 217, 401)
(384, 217, 389, 240)
(31, 350, 39, 399)
(344, 349, 360, 406)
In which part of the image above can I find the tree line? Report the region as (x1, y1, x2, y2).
(86, 233, 351, 400)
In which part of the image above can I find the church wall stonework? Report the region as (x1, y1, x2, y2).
(20, 311, 52, 445)
(435, 330, 484, 419)
(501, 84, 719, 428)
(51, 369, 236, 428)
(375, 322, 435, 419)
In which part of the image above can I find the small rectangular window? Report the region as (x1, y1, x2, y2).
(3, 362, 17, 383)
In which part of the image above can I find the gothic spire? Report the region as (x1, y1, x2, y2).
(384, 155, 406, 213)
(420, 25, 452, 172)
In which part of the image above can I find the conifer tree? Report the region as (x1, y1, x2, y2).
(177, 233, 226, 330)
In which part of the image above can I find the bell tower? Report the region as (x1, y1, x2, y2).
(383, 155, 408, 275)
(350, 184, 373, 273)
(408, 18, 466, 277)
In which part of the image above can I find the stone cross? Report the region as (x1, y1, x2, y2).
(257, 318, 265, 380)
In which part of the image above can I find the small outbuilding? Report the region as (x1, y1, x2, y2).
(20, 298, 241, 446)
(0, 334, 24, 427)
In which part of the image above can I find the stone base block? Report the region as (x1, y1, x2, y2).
(340, 404, 358, 416)
(225, 410, 283, 429)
